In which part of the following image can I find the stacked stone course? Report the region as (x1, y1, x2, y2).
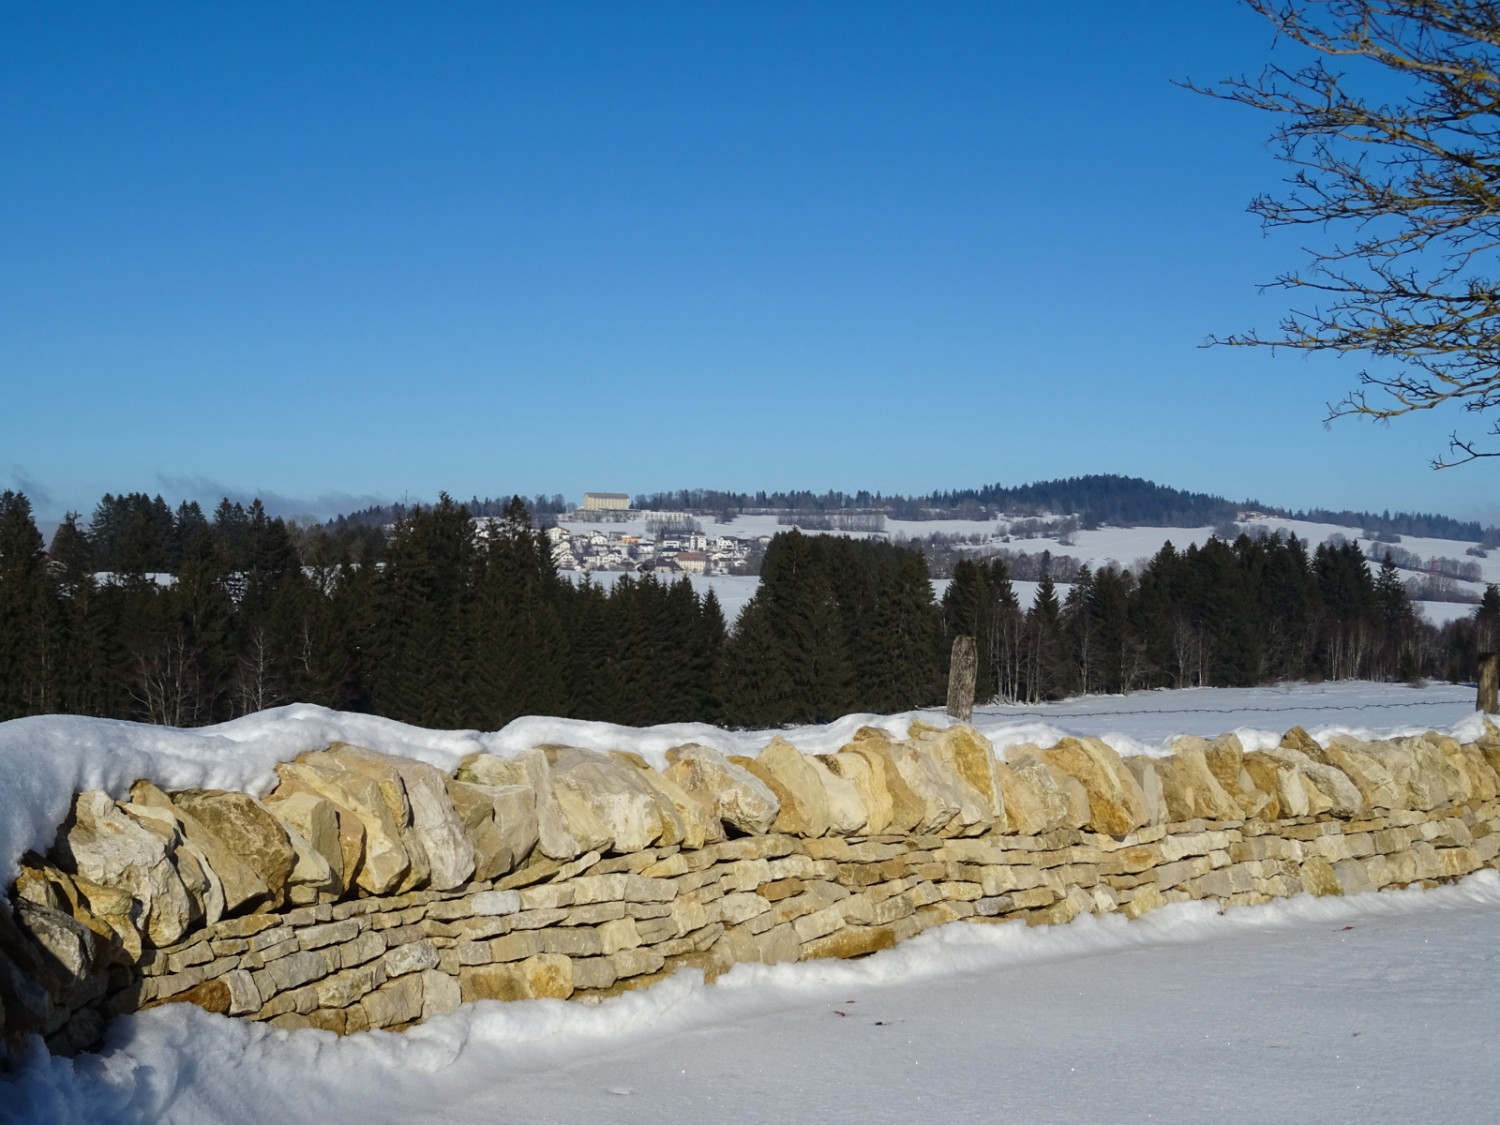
(5, 719, 1500, 1058)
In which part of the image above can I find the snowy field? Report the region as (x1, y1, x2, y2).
(2, 682, 1497, 1125)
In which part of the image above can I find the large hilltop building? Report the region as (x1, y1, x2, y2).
(582, 492, 631, 512)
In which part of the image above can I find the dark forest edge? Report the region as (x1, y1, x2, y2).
(1, 488, 1497, 730)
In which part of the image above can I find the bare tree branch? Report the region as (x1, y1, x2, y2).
(1185, 0, 1500, 466)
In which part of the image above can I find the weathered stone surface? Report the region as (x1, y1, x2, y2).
(60, 791, 196, 949)
(908, 721, 1005, 829)
(274, 752, 411, 895)
(1123, 758, 1167, 827)
(328, 744, 474, 891)
(543, 746, 670, 855)
(460, 953, 573, 1002)
(1202, 734, 1275, 819)
(822, 750, 889, 834)
(1317, 737, 1409, 811)
(461, 748, 606, 862)
(1160, 740, 1243, 822)
(131, 780, 268, 917)
(172, 790, 299, 909)
(446, 778, 539, 880)
(1281, 726, 1323, 755)
(383, 938, 440, 978)
(751, 737, 834, 837)
(1040, 738, 1150, 835)
(263, 789, 346, 891)
(998, 751, 1087, 834)
(361, 972, 426, 1028)
(123, 805, 225, 931)
(611, 752, 724, 850)
(808, 754, 869, 836)
(838, 729, 926, 835)
(663, 744, 780, 836)
(13, 900, 103, 1013)
(1238, 754, 1286, 820)
(1261, 747, 1363, 817)
(421, 968, 461, 1019)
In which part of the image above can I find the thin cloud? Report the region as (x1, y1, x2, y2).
(154, 474, 391, 522)
(7, 466, 53, 509)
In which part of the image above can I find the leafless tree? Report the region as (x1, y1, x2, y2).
(1189, 1, 1500, 465)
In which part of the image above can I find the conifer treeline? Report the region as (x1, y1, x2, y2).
(0, 490, 1496, 728)
(943, 537, 1498, 704)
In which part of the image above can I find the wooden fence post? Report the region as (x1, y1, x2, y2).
(947, 635, 977, 723)
(1479, 653, 1499, 714)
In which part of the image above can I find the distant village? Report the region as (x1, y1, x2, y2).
(477, 492, 767, 576)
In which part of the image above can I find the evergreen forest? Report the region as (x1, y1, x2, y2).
(0, 489, 1496, 730)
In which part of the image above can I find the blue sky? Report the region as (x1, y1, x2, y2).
(2, 1, 1492, 527)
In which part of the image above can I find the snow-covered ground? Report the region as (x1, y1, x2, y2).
(2, 683, 1496, 1125)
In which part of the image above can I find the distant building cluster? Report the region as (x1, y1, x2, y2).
(543, 521, 765, 575)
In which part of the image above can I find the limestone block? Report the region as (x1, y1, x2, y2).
(1314, 737, 1408, 811)
(836, 729, 926, 834)
(1123, 758, 1167, 826)
(297, 919, 360, 950)
(1202, 734, 1274, 819)
(571, 956, 619, 991)
(611, 751, 724, 849)
(339, 745, 475, 890)
(754, 921, 803, 964)
(273, 754, 410, 895)
(993, 756, 1063, 835)
(544, 745, 671, 854)
(170, 790, 300, 910)
(714, 893, 772, 926)
(537, 928, 602, 957)
(879, 736, 975, 835)
(1396, 735, 1467, 810)
(60, 791, 196, 949)
(807, 754, 869, 836)
(1333, 859, 1377, 895)
(1040, 738, 1151, 836)
(822, 751, 890, 834)
(1261, 747, 1363, 818)
(1434, 733, 1500, 801)
(144, 818, 226, 931)
(315, 963, 383, 1010)
(597, 917, 641, 956)
(751, 737, 833, 837)
(131, 780, 269, 917)
(567, 902, 627, 927)
(383, 938, 440, 978)
(1238, 754, 1287, 820)
(662, 744, 779, 836)
(794, 905, 846, 943)
(908, 720, 1006, 829)
(472, 889, 522, 916)
(263, 789, 346, 894)
(13, 900, 104, 1013)
(518, 883, 575, 910)
(800, 923, 900, 961)
(1299, 856, 1343, 896)
(491, 930, 545, 962)
(1160, 740, 1243, 821)
(361, 972, 426, 1028)
(610, 946, 665, 980)
(461, 953, 574, 1001)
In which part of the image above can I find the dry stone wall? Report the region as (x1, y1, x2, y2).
(6, 720, 1500, 1059)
